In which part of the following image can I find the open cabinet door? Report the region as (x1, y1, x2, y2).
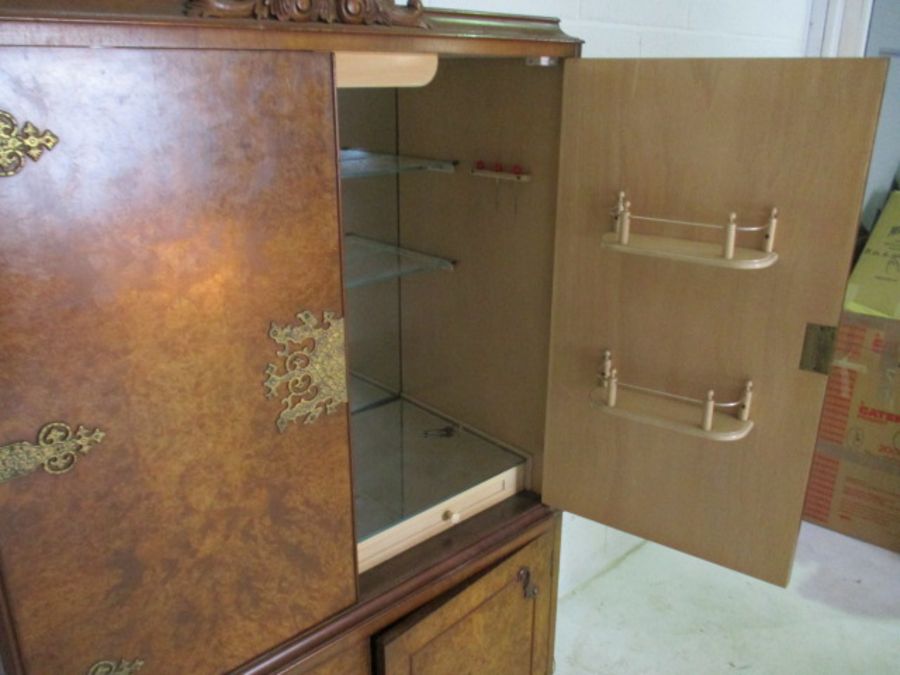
(543, 59, 886, 585)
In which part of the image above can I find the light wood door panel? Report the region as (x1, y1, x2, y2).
(375, 531, 555, 675)
(0, 48, 355, 672)
(398, 59, 563, 491)
(544, 59, 886, 585)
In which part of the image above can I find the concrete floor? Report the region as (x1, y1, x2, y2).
(555, 523, 900, 675)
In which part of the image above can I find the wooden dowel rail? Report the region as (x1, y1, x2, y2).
(627, 214, 772, 233)
(611, 380, 748, 409)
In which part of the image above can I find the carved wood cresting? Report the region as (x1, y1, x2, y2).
(264, 311, 348, 432)
(185, 0, 428, 28)
(0, 422, 106, 485)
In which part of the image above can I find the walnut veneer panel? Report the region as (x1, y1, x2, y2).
(397, 59, 563, 490)
(0, 48, 355, 672)
(293, 641, 371, 675)
(375, 529, 554, 675)
(544, 59, 886, 585)
(238, 495, 555, 674)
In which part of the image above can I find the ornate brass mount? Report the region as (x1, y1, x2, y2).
(185, 0, 428, 28)
(87, 659, 145, 675)
(0, 422, 106, 485)
(265, 310, 348, 432)
(0, 109, 59, 177)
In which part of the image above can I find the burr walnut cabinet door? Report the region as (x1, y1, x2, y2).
(374, 531, 554, 675)
(0, 49, 355, 673)
(544, 59, 886, 586)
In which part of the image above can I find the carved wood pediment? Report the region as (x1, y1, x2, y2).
(185, 0, 429, 28)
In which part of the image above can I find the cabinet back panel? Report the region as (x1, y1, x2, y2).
(0, 48, 356, 672)
(397, 59, 563, 489)
(339, 89, 402, 391)
(544, 59, 886, 585)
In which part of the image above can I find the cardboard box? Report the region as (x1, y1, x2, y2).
(844, 190, 900, 320)
(803, 192, 900, 551)
(803, 314, 900, 552)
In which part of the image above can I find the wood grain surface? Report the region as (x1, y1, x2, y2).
(291, 640, 371, 675)
(375, 528, 555, 675)
(398, 59, 564, 491)
(0, 48, 355, 673)
(544, 59, 886, 585)
(0, 4, 582, 58)
(241, 494, 555, 675)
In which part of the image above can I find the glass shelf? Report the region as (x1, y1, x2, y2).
(340, 149, 456, 179)
(351, 399, 526, 543)
(343, 234, 455, 289)
(350, 375, 399, 415)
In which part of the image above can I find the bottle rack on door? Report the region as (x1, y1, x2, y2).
(589, 350, 755, 442)
(601, 191, 780, 270)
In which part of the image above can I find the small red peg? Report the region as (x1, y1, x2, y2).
(511, 165, 523, 175)
(475, 160, 485, 170)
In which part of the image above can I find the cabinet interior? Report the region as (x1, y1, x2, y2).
(337, 58, 564, 567)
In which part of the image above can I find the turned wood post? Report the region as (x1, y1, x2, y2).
(724, 212, 737, 260)
(614, 191, 626, 235)
(601, 349, 613, 382)
(619, 201, 631, 245)
(740, 381, 753, 422)
(765, 208, 778, 253)
(702, 390, 715, 431)
(608, 369, 618, 407)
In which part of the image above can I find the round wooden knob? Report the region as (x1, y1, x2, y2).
(443, 510, 461, 524)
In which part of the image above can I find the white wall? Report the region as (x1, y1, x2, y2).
(433, 0, 816, 597)
(862, 0, 900, 229)
(434, 0, 812, 56)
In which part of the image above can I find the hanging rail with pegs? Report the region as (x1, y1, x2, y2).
(589, 350, 755, 442)
(602, 191, 779, 270)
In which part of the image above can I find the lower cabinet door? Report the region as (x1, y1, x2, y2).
(374, 532, 555, 675)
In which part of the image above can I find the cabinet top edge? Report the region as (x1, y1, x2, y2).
(0, 4, 583, 57)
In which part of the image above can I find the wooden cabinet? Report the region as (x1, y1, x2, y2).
(0, 2, 888, 673)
